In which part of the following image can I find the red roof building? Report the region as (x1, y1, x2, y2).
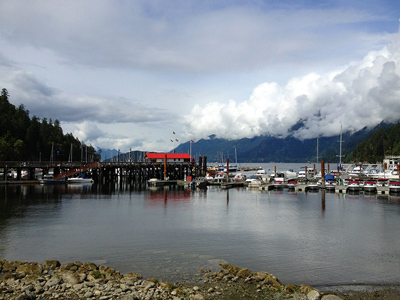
(144, 153, 193, 164)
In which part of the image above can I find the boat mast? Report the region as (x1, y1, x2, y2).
(337, 125, 344, 169)
(50, 142, 54, 164)
(235, 147, 237, 165)
(68, 143, 73, 163)
(316, 137, 319, 163)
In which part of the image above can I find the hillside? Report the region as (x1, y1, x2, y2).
(0, 88, 97, 162)
(173, 123, 394, 163)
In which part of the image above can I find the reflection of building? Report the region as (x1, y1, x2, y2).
(144, 153, 192, 164)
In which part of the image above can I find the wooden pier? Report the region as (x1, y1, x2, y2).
(0, 160, 207, 186)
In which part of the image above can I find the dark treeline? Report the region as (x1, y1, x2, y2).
(351, 122, 400, 163)
(0, 88, 98, 162)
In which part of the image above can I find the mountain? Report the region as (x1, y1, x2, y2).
(173, 122, 393, 163)
(101, 149, 146, 162)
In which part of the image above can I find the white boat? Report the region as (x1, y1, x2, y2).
(247, 179, 262, 188)
(246, 175, 262, 188)
(348, 165, 366, 178)
(284, 169, 297, 180)
(347, 180, 361, 192)
(273, 177, 284, 189)
(256, 169, 266, 175)
(67, 174, 94, 184)
(389, 181, 400, 193)
(325, 179, 336, 191)
(287, 180, 297, 189)
(214, 172, 228, 183)
(363, 180, 377, 193)
(39, 174, 65, 184)
(376, 178, 389, 187)
(204, 173, 215, 182)
(232, 173, 246, 182)
(306, 182, 319, 191)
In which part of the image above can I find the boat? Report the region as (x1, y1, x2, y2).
(67, 174, 94, 184)
(204, 173, 215, 182)
(347, 180, 361, 192)
(39, 174, 65, 184)
(376, 178, 389, 187)
(246, 175, 262, 188)
(214, 172, 228, 183)
(191, 177, 208, 189)
(325, 178, 337, 191)
(284, 169, 297, 180)
(306, 182, 319, 191)
(363, 180, 377, 193)
(273, 177, 284, 189)
(247, 179, 262, 188)
(232, 173, 246, 182)
(389, 181, 400, 194)
(287, 180, 297, 189)
(256, 169, 266, 175)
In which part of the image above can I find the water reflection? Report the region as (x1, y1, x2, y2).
(1, 185, 400, 286)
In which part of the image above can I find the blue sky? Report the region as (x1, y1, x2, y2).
(0, 1, 399, 152)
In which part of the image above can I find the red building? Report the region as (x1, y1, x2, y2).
(144, 153, 193, 164)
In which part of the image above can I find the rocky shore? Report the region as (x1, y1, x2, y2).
(0, 259, 398, 300)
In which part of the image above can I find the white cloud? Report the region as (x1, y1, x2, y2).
(183, 30, 400, 141)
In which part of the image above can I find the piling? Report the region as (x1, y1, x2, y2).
(321, 160, 325, 187)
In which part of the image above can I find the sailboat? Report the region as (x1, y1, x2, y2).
(224, 148, 238, 172)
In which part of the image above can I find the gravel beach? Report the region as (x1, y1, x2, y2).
(1, 259, 399, 299)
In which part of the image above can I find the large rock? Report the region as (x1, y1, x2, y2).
(0, 259, 6, 271)
(2, 261, 24, 272)
(43, 260, 61, 271)
(307, 289, 321, 300)
(219, 264, 240, 275)
(237, 268, 252, 278)
(16, 262, 43, 276)
(54, 270, 84, 284)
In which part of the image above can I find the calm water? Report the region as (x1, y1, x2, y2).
(1, 163, 400, 287)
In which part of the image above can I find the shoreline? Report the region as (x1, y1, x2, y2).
(1, 260, 400, 299)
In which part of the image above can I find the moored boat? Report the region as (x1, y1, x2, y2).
(306, 182, 319, 192)
(287, 180, 297, 189)
(389, 181, 400, 194)
(325, 178, 337, 191)
(67, 174, 94, 184)
(376, 178, 389, 187)
(347, 180, 360, 192)
(363, 180, 377, 193)
(39, 174, 65, 184)
(232, 173, 246, 182)
(214, 172, 228, 183)
(273, 177, 284, 189)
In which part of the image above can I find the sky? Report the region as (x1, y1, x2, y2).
(0, 0, 399, 153)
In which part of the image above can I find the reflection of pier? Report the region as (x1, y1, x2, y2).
(0, 160, 207, 185)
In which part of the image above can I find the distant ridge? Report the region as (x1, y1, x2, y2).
(172, 121, 394, 163)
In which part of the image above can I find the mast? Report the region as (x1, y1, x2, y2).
(68, 144, 73, 163)
(50, 142, 54, 164)
(316, 137, 319, 163)
(337, 125, 344, 169)
(235, 147, 237, 165)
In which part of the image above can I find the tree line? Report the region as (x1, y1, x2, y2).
(0, 88, 98, 162)
(351, 122, 400, 163)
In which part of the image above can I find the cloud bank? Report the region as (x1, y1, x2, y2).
(183, 29, 400, 141)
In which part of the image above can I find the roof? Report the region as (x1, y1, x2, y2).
(144, 153, 192, 159)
